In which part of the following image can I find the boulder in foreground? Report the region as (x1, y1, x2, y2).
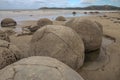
(0, 56, 84, 80)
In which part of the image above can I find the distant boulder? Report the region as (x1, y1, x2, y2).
(72, 11, 77, 16)
(84, 12, 87, 14)
(37, 18, 53, 27)
(55, 16, 66, 21)
(1, 18, 17, 27)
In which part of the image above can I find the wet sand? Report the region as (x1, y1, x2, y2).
(0, 10, 120, 80)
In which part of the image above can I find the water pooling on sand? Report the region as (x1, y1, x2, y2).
(84, 36, 115, 70)
(0, 10, 90, 22)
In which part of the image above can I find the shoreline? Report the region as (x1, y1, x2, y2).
(0, 11, 120, 80)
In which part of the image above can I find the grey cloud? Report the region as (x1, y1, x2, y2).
(0, 0, 69, 9)
(80, 0, 97, 4)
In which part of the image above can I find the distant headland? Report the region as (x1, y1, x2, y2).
(39, 5, 120, 10)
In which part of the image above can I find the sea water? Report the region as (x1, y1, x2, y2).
(0, 9, 115, 22)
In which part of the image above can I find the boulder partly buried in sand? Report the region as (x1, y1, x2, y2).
(1, 18, 17, 27)
(29, 25, 84, 70)
(0, 40, 21, 69)
(37, 18, 53, 27)
(55, 16, 66, 21)
(65, 18, 102, 52)
(0, 30, 10, 42)
(0, 56, 84, 80)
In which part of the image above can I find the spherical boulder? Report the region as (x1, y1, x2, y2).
(0, 40, 21, 69)
(1, 18, 17, 27)
(65, 19, 102, 52)
(37, 18, 53, 28)
(55, 16, 66, 21)
(29, 25, 84, 70)
(72, 11, 77, 16)
(0, 30, 10, 42)
(0, 56, 84, 80)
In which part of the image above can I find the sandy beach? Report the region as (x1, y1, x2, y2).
(0, 10, 120, 80)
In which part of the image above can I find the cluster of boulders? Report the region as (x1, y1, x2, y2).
(0, 16, 103, 80)
(100, 15, 120, 24)
(26, 16, 66, 33)
(84, 11, 100, 14)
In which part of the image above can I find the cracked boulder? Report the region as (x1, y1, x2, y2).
(0, 56, 84, 80)
(1, 18, 17, 27)
(0, 30, 10, 42)
(65, 19, 102, 52)
(0, 40, 21, 69)
(29, 25, 84, 70)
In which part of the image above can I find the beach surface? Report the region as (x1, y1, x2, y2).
(0, 10, 120, 80)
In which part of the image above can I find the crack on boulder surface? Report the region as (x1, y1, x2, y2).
(12, 68, 18, 80)
(46, 32, 81, 57)
(32, 26, 82, 57)
(6, 68, 18, 80)
(10, 64, 65, 80)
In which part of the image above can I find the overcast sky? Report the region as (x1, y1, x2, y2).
(0, 0, 120, 9)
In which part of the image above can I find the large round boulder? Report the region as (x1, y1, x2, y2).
(29, 25, 84, 70)
(37, 18, 53, 27)
(65, 19, 102, 52)
(1, 18, 17, 27)
(55, 16, 66, 21)
(0, 40, 21, 69)
(0, 56, 84, 80)
(0, 30, 10, 42)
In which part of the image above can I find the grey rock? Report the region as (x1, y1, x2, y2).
(0, 56, 84, 80)
(65, 18, 102, 52)
(29, 25, 85, 70)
